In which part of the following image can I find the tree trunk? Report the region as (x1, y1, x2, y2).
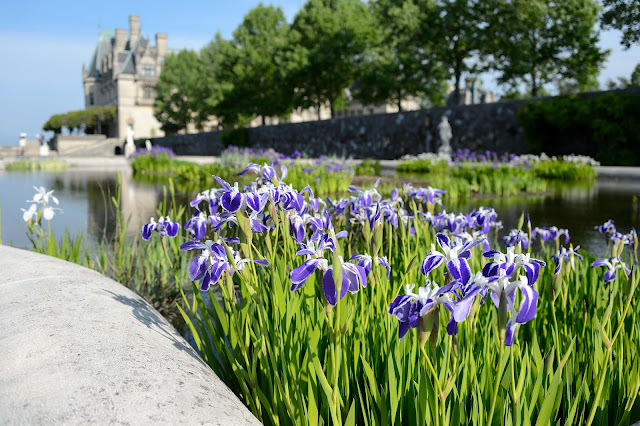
(531, 66, 538, 97)
(397, 96, 403, 112)
(261, 115, 266, 126)
(453, 45, 462, 105)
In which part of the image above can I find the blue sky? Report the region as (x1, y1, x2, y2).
(0, 0, 638, 145)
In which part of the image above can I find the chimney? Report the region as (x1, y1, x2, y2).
(155, 33, 168, 58)
(129, 15, 140, 43)
(114, 28, 127, 51)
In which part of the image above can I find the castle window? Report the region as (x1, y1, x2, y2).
(143, 86, 155, 99)
(89, 93, 94, 105)
(141, 64, 155, 77)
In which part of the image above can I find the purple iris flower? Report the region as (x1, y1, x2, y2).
(595, 220, 616, 236)
(289, 234, 336, 292)
(180, 240, 268, 291)
(322, 258, 367, 306)
(213, 176, 244, 213)
(501, 229, 529, 250)
(347, 179, 381, 208)
(388, 282, 457, 340)
(141, 216, 180, 241)
(236, 162, 287, 184)
(184, 208, 209, 241)
(552, 245, 583, 275)
(469, 206, 499, 234)
(350, 253, 392, 280)
(190, 188, 221, 213)
(407, 186, 446, 207)
(289, 213, 309, 243)
(289, 234, 366, 306)
(591, 257, 631, 282)
(245, 191, 269, 214)
(421, 233, 484, 284)
(532, 226, 570, 245)
(482, 246, 545, 285)
(457, 271, 538, 346)
(301, 185, 325, 212)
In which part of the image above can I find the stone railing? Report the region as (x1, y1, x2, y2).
(0, 245, 259, 424)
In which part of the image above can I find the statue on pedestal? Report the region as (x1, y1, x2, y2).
(437, 116, 452, 156)
(124, 125, 135, 158)
(37, 133, 49, 157)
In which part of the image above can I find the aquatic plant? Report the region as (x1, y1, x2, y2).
(6, 159, 68, 171)
(142, 162, 640, 425)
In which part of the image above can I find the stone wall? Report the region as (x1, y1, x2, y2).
(56, 134, 120, 157)
(147, 131, 224, 156)
(148, 88, 638, 159)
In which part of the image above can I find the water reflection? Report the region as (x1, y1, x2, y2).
(2, 169, 640, 259)
(0, 169, 167, 248)
(448, 179, 640, 258)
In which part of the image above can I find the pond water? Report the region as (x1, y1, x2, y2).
(1, 169, 639, 259)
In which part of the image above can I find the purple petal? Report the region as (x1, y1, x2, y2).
(200, 270, 212, 291)
(436, 233, 450, 250)
(591, 260, 609, 268)
(604, 269, 616, 283)
(322, 268, 338, 306)
(453, 286, 482, 322)
(515, 285, 538, 323)
(335, 230, 348, 239)
(141, 223, 154, 241)
(505, 321, 518, 346)
(181, 241, 206, 251)
(221, 192, 243, 212)
(254, 259, 270, 266)
(189, 256, 208, 281)
(421, 252, 444, 277)
(290, 259, 319, 286)
(213, 175, 232, 190)
(209, 261, 227, 284)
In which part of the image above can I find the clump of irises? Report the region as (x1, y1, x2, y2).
(135, 159, 638, 426)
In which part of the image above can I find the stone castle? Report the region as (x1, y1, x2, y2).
(82, 15, 167, 139)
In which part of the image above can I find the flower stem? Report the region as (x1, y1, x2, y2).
(487, 342, 505, 425)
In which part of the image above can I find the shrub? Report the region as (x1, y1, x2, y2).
(517, 93, 640, 165)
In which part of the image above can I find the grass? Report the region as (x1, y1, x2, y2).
(6, 159, 68, 171)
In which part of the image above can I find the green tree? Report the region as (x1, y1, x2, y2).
(432, 0, 487, 105)
(357, 0, 447, 110)
(601, 0, 640, 49)
(487, 0, 608, 97)
(222, 4, 293, 125)
(200, 33, 238, 128)
(631, 63, 640, 86)
(154, 49, 207, 134)
(289, 0, 377, 118)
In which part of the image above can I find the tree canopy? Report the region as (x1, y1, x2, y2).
(601, 0, 640, 49)
(153, 49, 208, 134)
(486, 0, 608, 97)
(289, 0, 377, 118)
(149, 0, 631, 132)
(43, 106, 117, 135)
(357, 0, 447, 110)
(220, 4, 293, 125)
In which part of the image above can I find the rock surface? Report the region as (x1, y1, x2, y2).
(0, 245, 260, 425)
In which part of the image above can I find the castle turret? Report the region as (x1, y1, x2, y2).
(129, 15, 140, 44)
(155, 33, 168, 58)
(114, 28, 127, 51)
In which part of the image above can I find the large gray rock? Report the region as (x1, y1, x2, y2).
(0, 245, 260, 425)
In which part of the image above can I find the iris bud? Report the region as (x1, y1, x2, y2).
(545, 347, 555, 376)
(498, 289, 508, 342)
